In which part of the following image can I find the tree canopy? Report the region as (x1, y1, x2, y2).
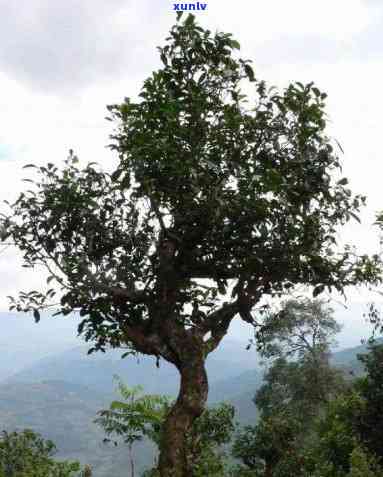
(233, 299, 346, 476)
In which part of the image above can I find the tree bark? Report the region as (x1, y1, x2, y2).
(158, 354, 208, 477)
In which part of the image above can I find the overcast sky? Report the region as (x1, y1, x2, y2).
(0, 0, 382, 346)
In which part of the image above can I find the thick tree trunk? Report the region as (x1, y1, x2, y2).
(158, 355, 208, 477)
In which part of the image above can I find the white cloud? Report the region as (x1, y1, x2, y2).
(204, 0, 372, 43)
(0, 0, 170, 94)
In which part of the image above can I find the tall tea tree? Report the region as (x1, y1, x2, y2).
(2, 12, 381, 477)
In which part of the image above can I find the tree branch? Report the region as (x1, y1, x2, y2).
(81, 269, 150, 304)
(202, 301, 240, 355)
(121, 322, 177, 364)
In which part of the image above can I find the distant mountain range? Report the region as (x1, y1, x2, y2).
(0, 311, 80, 380)
(1, 337, 380, 476)
(0, 338, 263, 476)
(0, 379, 152, 476)
(0, 311, 263, 476)
(5, 339, 261, 399)
(330, 336, 383, 376)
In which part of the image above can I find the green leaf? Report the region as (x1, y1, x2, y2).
(230, 40, 241, 50)
(33, 309, 41, 322)
(22, 164, 37, 169)
(349, 212, 361, 223)
(313, 285, 324, 297)
(335, 139, 344, 154)
(111, 169, 123, 181)
(185, 14, 195, 26)
(244, 64, 255, 82)
(337, 178, 348, 186)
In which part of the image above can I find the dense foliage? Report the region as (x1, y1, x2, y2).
(232, 299, 346, 476)
(246, 341, 383, 477)
(0, 430, 81, 477)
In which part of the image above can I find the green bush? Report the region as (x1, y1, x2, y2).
(0, 429, 81, 477)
